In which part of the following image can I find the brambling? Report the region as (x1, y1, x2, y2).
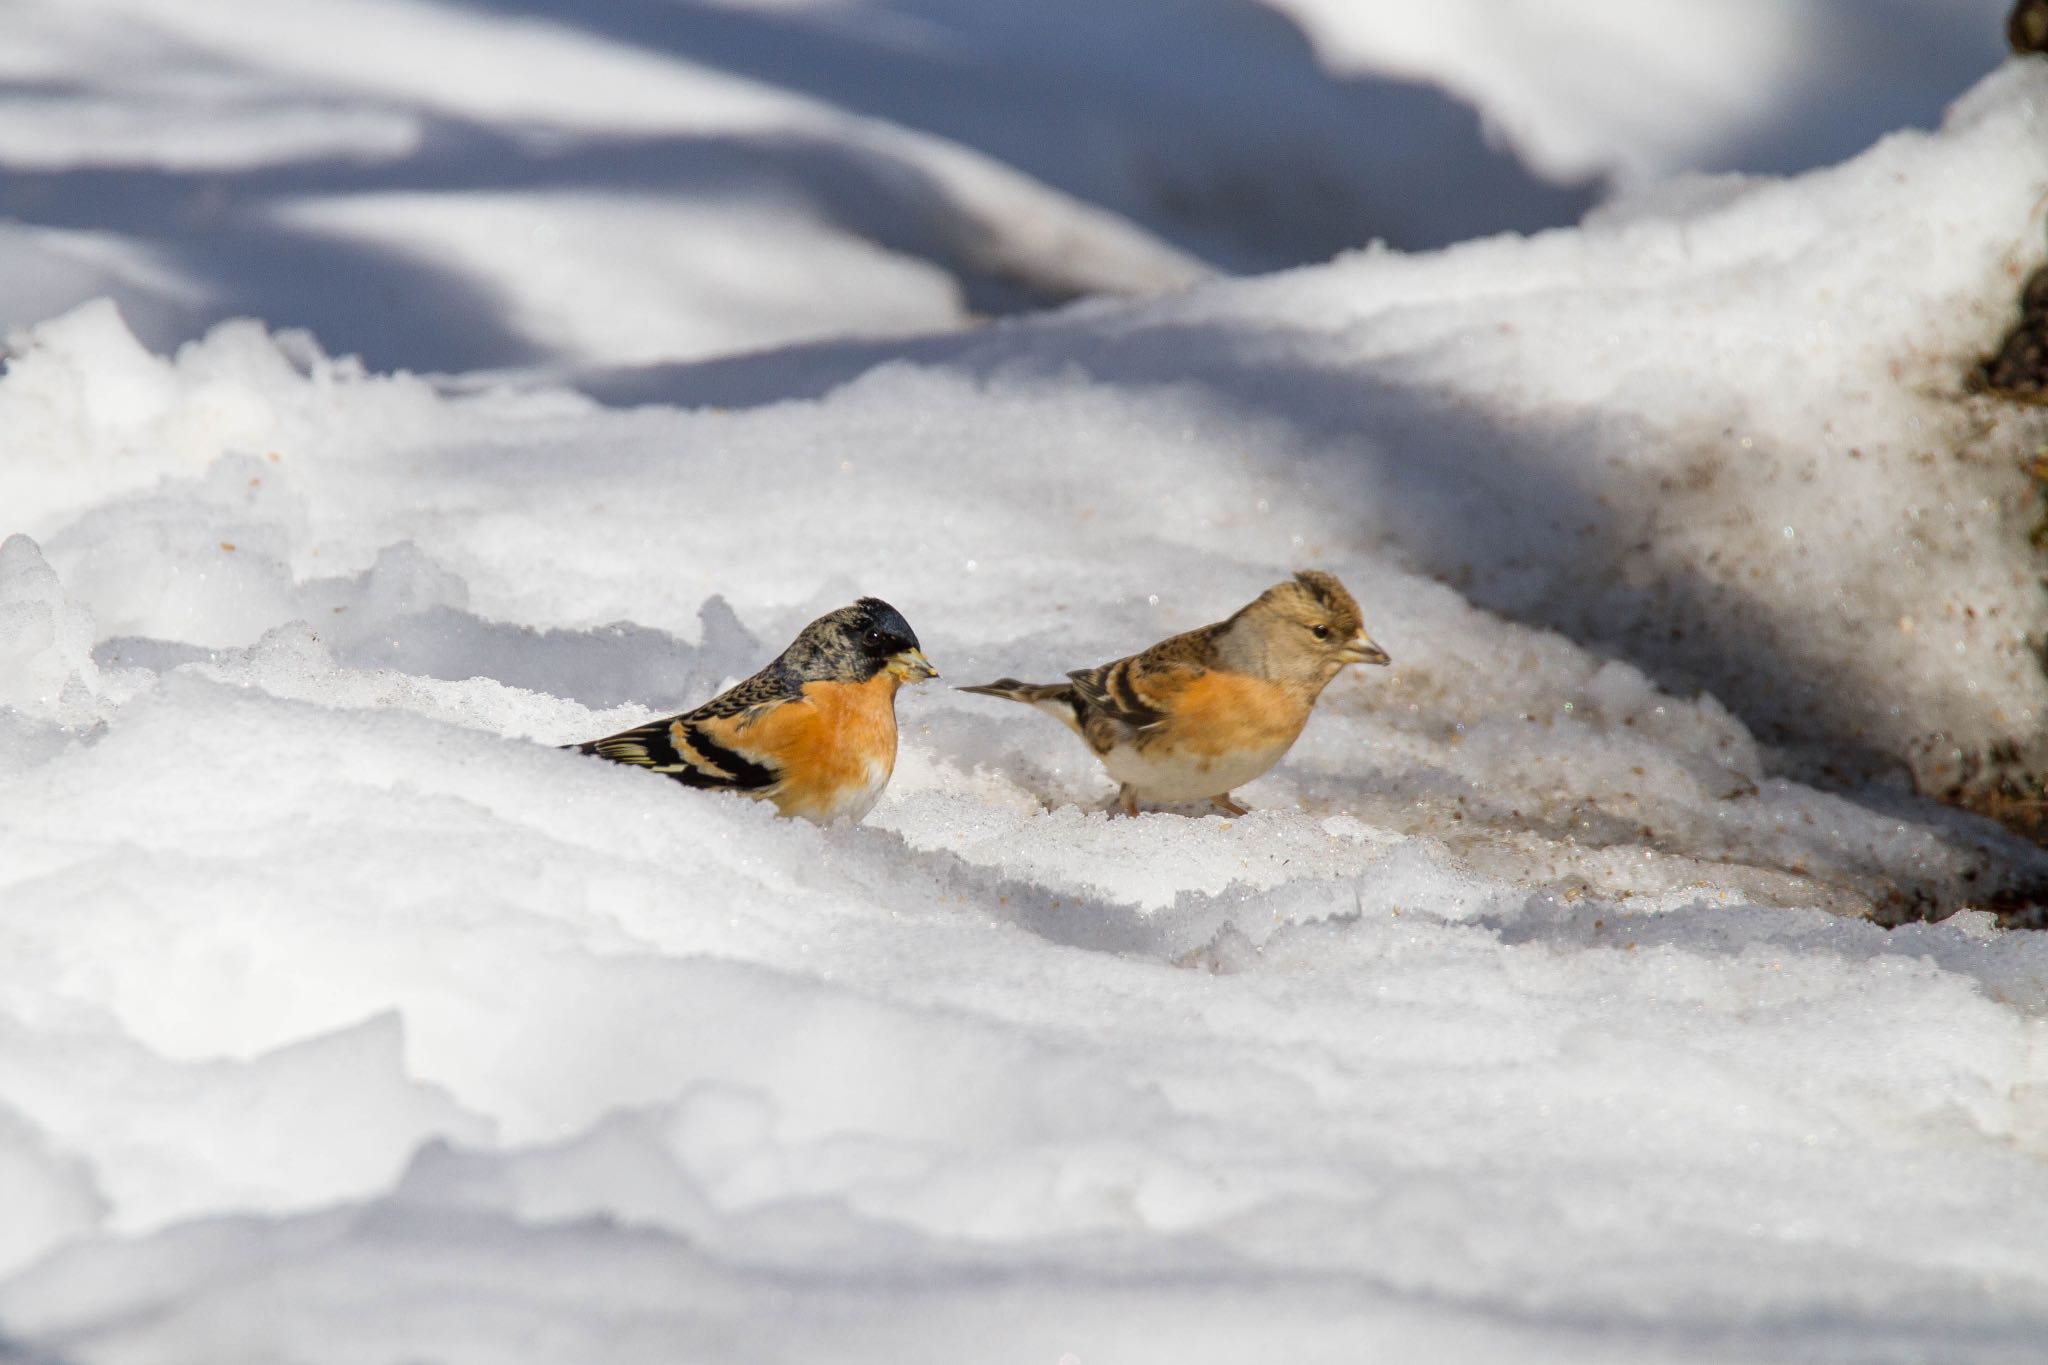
(570, 597, 936, 823)
(959, 570, 1388, 816)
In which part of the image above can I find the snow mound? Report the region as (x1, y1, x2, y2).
(1265, 0, 2012, 183)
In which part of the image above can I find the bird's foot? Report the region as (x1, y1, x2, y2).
(1210, 793, 1250, 817)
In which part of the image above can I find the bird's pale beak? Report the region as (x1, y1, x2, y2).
(1338, 632, 1390, 666)
(887, 647, 939, 682)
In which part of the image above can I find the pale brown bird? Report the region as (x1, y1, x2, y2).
(959, 570, 1388, 816)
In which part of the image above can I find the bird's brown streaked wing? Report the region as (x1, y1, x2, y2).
(1066, 655, 1189, 733)
(684, 664, 804, 721)
(578, 665, 799, 790)
(1067, 623, 1224, 733)
(578, 713, 779, 791)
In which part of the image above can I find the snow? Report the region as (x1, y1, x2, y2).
(1268, 0, 2016, 184)
(268, 190, 973, 364)
(5, 1, 2048, 1361)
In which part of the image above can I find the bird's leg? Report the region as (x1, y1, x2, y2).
(1115, 785, 1140, 818)
(1211, 792, 1250, 816)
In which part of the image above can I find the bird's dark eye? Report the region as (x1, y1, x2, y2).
(1311, 624, 1331, 640)
(864, 629, 886, 648)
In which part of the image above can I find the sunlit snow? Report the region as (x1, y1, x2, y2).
(4, 2, 2048, 1362)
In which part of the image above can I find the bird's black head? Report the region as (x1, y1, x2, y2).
(782, 597, 936, 684)
(847, 597, 921, 661)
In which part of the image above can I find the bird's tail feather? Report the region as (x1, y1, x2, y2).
(956, 678, 1072, 704)
(957, 678, 1085, 735)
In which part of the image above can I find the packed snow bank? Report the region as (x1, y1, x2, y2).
(269, 190, 972, 366)
(1265, 0, 2013, 183)
(0, 0, 2008, 374)
(0, 0, 1215, 370)
(5, 635, 2048, 1359)
(6, 42, 2048, 1365)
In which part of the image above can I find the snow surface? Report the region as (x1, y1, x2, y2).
(6, 3, 2048, 1362)
(2, 0, 2010, 372)
(1269, 0, 2016, 183)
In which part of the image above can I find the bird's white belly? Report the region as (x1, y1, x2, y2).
(1100, 737, 1293, 803)
(781, 757, 892, 824)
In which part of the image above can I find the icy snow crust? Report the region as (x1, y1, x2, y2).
(5, 36, 2048, 1365)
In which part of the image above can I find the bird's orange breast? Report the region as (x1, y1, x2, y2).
(746, 673, 901, 820)
(1153, 670, 1311, 755)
